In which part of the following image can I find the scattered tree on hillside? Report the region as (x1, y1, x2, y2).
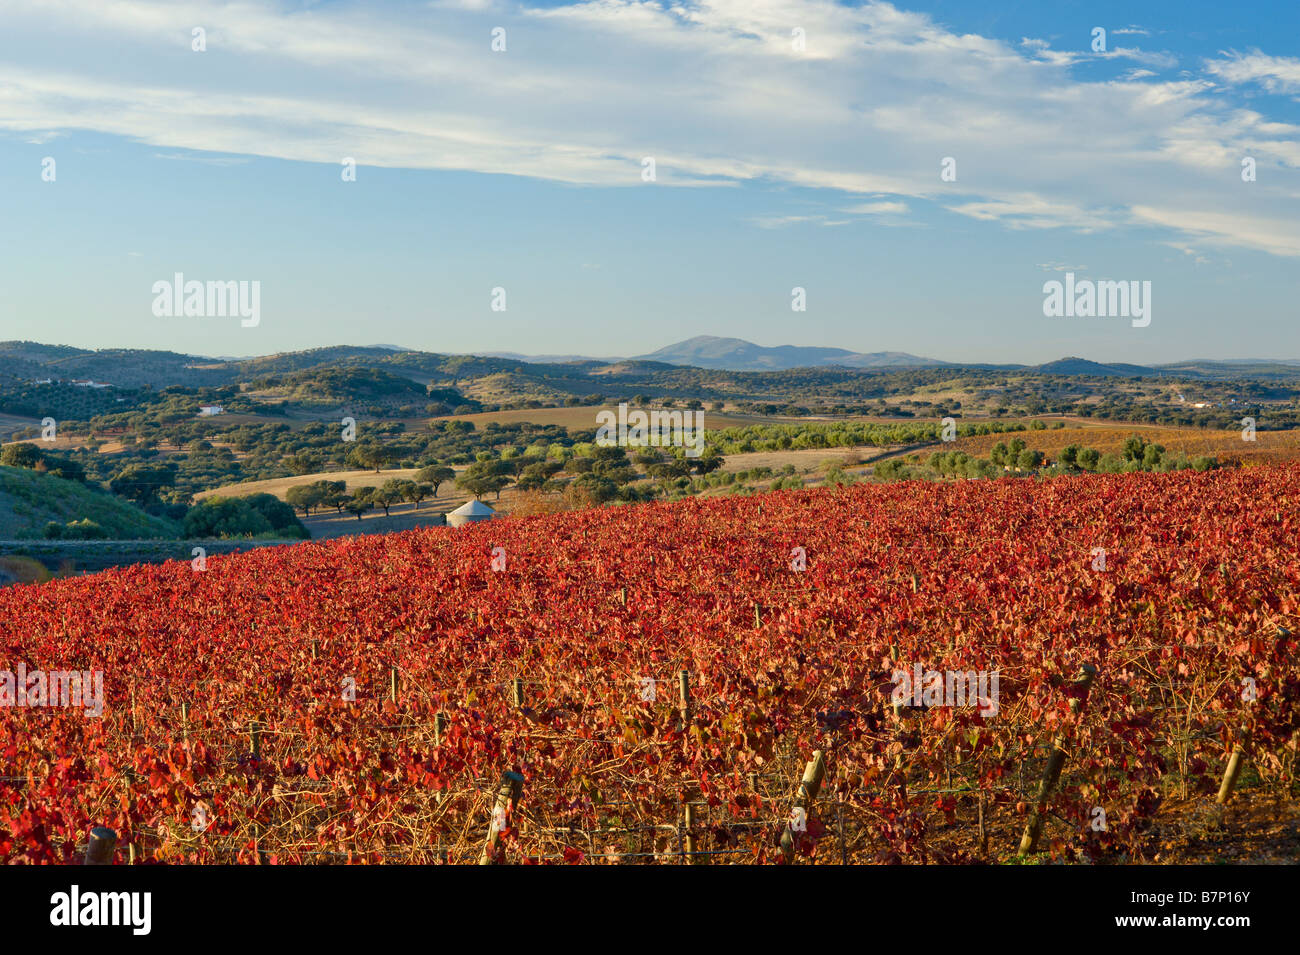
(109, 462, 178, 506)
(414, 464, 454, 495)
(348, 442, 395, 473)
(0, 443, 43, 469)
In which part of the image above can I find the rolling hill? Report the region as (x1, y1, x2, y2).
(632, 335, 948, 370)
(0, 465, 180, 540)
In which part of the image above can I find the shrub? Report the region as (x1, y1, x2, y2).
(63, 519, 106, 540)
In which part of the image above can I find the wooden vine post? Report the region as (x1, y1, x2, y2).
(84, 827, 116, 865)
(180, 701, 189, 745)
(1018, 663, 1098, 857)
(479, 771, 525, 865)
(677, 670, 691, 726)
(683, 804, 697, 864)
(389, 667, 399, 704)
(780, 750, 825, 864)
(511, 678, 525, 709)
(1216, 729, 1251, 806)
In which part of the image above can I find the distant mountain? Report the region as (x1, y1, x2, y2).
(1031, 357, 1155, 378)
(631, 336, 948, 371)
(482, 351, 624, 364)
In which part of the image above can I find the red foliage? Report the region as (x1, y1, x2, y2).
(1, 465, 1297, 863)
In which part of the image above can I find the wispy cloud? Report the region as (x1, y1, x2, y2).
(841, 200, 909, 216)
(1206, 50, 1300, 95)
(153, 152, 252, 165)
(0, 0, 1295, 257)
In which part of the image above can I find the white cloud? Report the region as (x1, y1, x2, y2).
(0, 0, 1295, 257)
(748, 214, 825, 228)
(1206, 50, 1300, 95)
(841, 200, 909, 215)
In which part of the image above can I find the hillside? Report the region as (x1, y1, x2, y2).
(0, 465, 180, 540)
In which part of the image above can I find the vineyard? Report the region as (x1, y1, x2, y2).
(2, 465, 1298, 864)
(949, 424, 1300, 468)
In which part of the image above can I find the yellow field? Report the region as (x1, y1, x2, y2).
(195, 467, 454, 501)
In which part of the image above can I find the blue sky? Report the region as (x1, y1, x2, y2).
(1, 0, 1298, 364)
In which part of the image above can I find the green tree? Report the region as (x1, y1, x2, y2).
(410, 483, 434, 509)
(375, 479, 415, 515)
(285, 452, 323, 475)
(1015, 449, 1043, 470)
(689, 449, 724, 475)
(457, 459, 513, 500)
(315, 480, 349, 513)
(343, 496, 374, 520)
(414, 464, 454, 495)
(348, 442, 395, 473)
(110, 462, 178, 506)
(0, 443, 43, 469)
(286, 483, 326, 516)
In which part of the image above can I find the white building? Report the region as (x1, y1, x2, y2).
(446, 499, 496, 527)
(198, 405, 225, 416)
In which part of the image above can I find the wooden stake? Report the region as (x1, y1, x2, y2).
(978, 788, 988, 856)
(389, 667, 399, 704)
(1216, 730, 1250, 805)
(249, 720, 261, 760)
(479, 771, 525, 865)
(619, 586, 627, 607)
(754, 603, 762, 628)
(180, 701, 189, 745)
(683, 804, 697, 864)
(1018, 663, 1097, 856)
(677, 670, 691, 725)
(84, 826, 116, 865)
(511, 678, 525, 708)
(310, 639, 318, 661)
(838, 802, 847, 865)
(434, 710, 448, 746)
(780, 750, 826, 863)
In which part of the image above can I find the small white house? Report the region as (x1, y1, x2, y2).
(198, 405, 225, 416)
(446, 499, 496, 527)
